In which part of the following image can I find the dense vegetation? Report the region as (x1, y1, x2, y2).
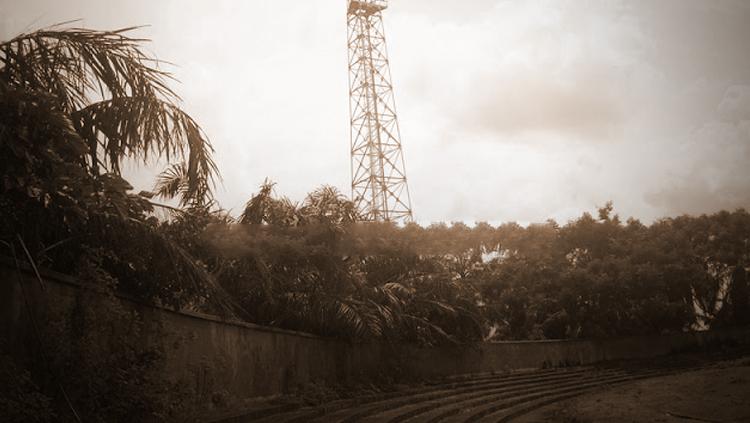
(170, 189, 750, 342)
(1, 25, 748, 422)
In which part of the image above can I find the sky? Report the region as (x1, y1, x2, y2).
(2, 0, 749, 225)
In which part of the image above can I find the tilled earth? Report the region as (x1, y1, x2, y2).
(212, 348, 750, 423)
(515, 357, 750, 423)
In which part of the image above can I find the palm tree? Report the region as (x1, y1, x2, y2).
(299, 185, 360, 225)
(0, 24, 236, 422)
(0, 24, 236, 314)
(0, 24, 218, 206)
(239, 178, 300, 226)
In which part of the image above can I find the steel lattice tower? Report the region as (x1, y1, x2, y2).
(347, 0, 413, 222)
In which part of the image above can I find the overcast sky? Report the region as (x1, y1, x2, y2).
(2, 0, 749, 225)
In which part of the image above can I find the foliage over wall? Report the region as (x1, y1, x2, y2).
(165, 190, 750, 342)
(0, 25, 225, 422)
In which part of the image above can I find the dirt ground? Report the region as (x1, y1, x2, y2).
(516, 357, 750, 423)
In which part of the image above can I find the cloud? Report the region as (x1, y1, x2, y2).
(463, 70, 623, 140)
(638, 0, 750, 82)
(3, 0, 750, 224)
(718, 85, 750, 123)
(644, 86, 750, 216)
(394, 0, 498, 24)
(390, 1, 750, 222)
(390, 0, 649, 143)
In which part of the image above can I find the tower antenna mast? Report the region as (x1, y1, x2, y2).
(347, 0, 413, 222)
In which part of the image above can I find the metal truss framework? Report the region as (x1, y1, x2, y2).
(347, 0, 413, 222)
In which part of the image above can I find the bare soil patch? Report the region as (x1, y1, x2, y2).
(516, 357, 750, 423)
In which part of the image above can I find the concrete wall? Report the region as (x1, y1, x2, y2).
(3, 260, 750, 406)
(396, 328, 750, 379)
(0, 260, 384, 400)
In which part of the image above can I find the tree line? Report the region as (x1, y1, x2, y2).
(164, 186, 750, 343)
(1, 26, 748, 346)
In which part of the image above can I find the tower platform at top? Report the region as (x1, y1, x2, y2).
(348, 0, 388, 15)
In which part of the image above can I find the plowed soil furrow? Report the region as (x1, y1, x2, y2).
(220, 349, 750, 423)
(360, 369, 626, 423)
(304, 369, 591, 423)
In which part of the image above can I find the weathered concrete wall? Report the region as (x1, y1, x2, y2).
(3, 260, 750, 406)
(0, 260, 384, 401)
(396, 328, 750, 379)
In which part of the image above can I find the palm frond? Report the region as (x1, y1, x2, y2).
(330, 298, 371, 338)
(300, 185, 360, 224)
(1, 27, 172, 112)
(401, 314, 459, 345)
(0, 26, 219, 204)
(87, 214, 240, 317)
(240, 179, 276, 225)
(239, 179, 300, 226)
(153, 159, 214, 208)
(154, 162, 188, 202)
